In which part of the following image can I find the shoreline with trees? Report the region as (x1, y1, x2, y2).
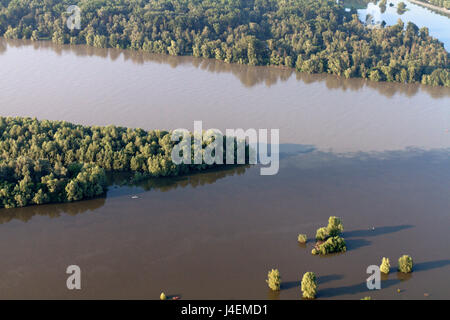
(409, 0, 450, 13)
(0, 0, 448, 86)
(0, 116, 240, 208)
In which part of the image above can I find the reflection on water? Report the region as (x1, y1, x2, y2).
(0, 198, 106, 225)
(110, 165, 250, 193)
(0, 165, 250, 225)
(0, 32, 449, 299)
(1, 38, 448, 99)
(2, 145, 447, 226)
(1, 38, 449, 154)
(0, 146, 449, 299)
(356, 0, 450, 50)
(1, 146, 448, 226)
(0, 39, 5, 54)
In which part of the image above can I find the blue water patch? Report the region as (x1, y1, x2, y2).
(351, 0, 449, 50)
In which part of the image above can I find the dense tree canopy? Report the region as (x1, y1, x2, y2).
(0, 157, 106, 208)
(0, 0, 448, 86)
(0, 116, 236, 208)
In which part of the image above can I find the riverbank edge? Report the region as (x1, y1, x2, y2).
(408, 0, 450, 15)
(1, 35, 449, 89)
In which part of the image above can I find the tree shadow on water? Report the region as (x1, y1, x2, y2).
(343, 225, 414, 238)
(319, 260, 450, 298)
(318, 279, 401, 298)
(345, 238, 371, 251)
(414, 260, 450, 272)
(318, 274, 344, 285)
(281, 274, 343, 292)
(280, 281, 299, 291)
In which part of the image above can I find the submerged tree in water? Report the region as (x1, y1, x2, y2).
(397, 1, 407, 14)
(316, 227, 329, 241)
(312, 236, 347, 255)
(327, 216, 344, 236)
(301, 272, 317, 299)
(313, 216, 346, 255)
(398, 255, 413, 273)
(298, 234, 308, 244)
(266, 269, 281, 291)
(380, 257, 391, 274)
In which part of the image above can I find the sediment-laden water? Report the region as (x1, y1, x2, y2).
(0, 39, 449, 299)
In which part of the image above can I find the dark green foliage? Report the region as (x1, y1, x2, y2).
(312, 236, 347, 255)
(313, 216, 346, 254)
(0, 116, 235, 208)
(398, 255, 413, 273)
(326, 216, 344, 236)
(421, 68, 449, 86)
(0, 0, 448, 86)
(315, 216, 344, 240)
(315, 227, 329, 241)
(0, 156, 106, 208)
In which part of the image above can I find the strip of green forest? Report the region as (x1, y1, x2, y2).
(0, 0, 448, 86)
(0, 117, 227, 208)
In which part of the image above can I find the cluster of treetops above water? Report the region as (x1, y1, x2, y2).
(0, 116, 234, 208)
(0, 0, 448, 86)
(265, 254, 413, 299)
(0, 157, 106, 208)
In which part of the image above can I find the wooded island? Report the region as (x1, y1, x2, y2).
(0, 117, 231, 208)
(0, 0, 448, 86)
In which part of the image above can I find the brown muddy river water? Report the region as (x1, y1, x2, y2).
(0, 39, 449, 299)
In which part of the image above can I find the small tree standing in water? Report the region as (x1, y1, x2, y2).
(312, 236, 346, 255)
(301, 272, 317, 299)
(327, 216, 344, 236)
(380, 257, 391, 274)
(298, 234, 307, 244)
(315, 216, 344, 241)
(398, 255, 413, 273)
(266, 269, 281, 291)
(315, 227, 328, 241)
(397, 2, 407, 12)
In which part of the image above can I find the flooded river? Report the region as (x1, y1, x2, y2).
(0, 39, 449, 299)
